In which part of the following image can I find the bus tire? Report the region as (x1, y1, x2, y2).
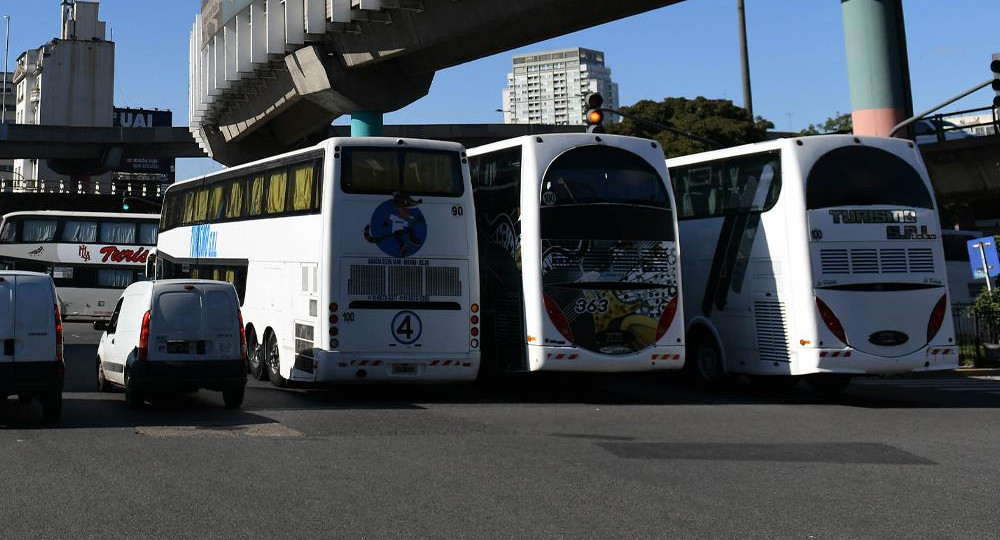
(805, 374, 852, 396)
(265, 332, 287, 388)
(686, 331, 725, 387)
(97, 357, 112, 393)
(247, 328, 266, 381)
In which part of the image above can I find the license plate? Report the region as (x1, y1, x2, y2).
(392, 364, 417, 375)
(167, 341, 190, 354)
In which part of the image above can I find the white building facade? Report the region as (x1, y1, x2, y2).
(12, 1, 114, 192)
(502, 47, 619, 126)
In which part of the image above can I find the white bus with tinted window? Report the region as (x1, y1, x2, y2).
(667, 135, 957, 393)
(468, 134, 684, 374)
(155, 138, 480, 385)
(0, 211, 159, 320)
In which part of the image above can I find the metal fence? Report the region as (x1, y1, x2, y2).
(952, 302, 1000, 367)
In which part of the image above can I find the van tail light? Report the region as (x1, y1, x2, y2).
(816, 296, 848, 346)
(238, 309, 248, 363)
(54, 304, 64, 363)
(655, 296, 679, 341)
(543, 295, 574, 342)
(138, 310, 151, 362)
(927, 293, 948, 343)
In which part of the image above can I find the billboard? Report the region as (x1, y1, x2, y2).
(112, 108, 175, 180)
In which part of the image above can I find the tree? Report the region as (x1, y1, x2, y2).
(799, 112, 853, 135)
(604, 97, 774, 157)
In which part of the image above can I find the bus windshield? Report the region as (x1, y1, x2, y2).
(541, 145, 669, 207)
(806, 146, 933, 209)
(341, 147, 464, 197)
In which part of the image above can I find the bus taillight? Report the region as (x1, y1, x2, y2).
(927, 294, 948, 343)
(655, 296, 679, 341)
(815, 296, 848, 346)
(543, 295, 574, 342)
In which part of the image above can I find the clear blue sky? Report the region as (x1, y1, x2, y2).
(3, 0, 998, 180)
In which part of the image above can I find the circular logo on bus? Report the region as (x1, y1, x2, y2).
(391, 311, 423, 345)
(364, 199, 428, 258)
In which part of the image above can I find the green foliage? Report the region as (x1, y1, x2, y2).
(799, 112, 853, 135)
(604, 97, 774, 158)
(972, 287, 1000, 317)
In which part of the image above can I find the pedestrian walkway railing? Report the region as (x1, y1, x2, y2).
(953, 302, 1000, 367)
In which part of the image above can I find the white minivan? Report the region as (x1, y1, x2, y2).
(0, 271, 65, 423)
(95, 279, 247, 408)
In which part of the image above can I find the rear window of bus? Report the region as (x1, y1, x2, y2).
(806, 146, 933, 210)
(341, 148, 464, 197)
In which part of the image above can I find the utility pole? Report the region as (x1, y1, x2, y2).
(737, 0, 753, 118)
(2, 15, 9, 125)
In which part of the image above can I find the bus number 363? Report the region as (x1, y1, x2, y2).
(574, 297, 609, 314)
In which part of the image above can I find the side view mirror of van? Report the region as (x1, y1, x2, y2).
(93, 320, 110, 331)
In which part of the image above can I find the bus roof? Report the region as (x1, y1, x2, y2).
(467, 133, 658, 157)
(0, 210, 160, 221)
(664, 135, 916, 168)
(166, 136, 468, 192)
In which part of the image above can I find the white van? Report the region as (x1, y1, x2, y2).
(95, 279, 247, 408)
(0, 271, 65, 423)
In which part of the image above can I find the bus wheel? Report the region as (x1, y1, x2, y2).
(805, 374, 852, 396)
(265, 332, 287, 388)
(247, 330, 266, 381)
(687, 333, 725, 387)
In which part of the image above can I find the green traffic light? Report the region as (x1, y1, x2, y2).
(122, 203, 130, 211)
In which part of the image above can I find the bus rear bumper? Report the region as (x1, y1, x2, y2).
(310, 350, 481, 383)
(529, 345, 685, 373)
(800, 345, 959, 375)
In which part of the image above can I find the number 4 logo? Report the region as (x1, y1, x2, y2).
(391, 311, 423, 345)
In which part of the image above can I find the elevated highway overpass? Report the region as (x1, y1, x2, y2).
(191, 0, 684, 165)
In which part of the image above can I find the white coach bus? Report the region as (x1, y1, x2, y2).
(0, 211, 159, 320)
(468, 134, 684, 375)
(666, 135, 957, 393)
(155, 138, 481, 386)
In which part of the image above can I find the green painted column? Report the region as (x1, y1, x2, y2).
(351, 111, 384, 137)
(841, 0, 913, 137)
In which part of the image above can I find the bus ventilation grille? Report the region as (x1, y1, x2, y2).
(348, 265, 462, 297)
(754, 300, 790, 363)
(819, 249, 934, 275)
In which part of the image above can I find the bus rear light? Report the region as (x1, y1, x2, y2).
(470, 327, 479, 337)
(329, 303, 338, 313)
(471, 304, 479, 314)
(329, 315, 339, 324)
(655, 296, 679, 341)
(927, 293, 948, 343)
(471, 315, 479, 325)
(238, 310, 248, 363)
(543, 295, 574, 342)
(471, 339, 479, 349)
(330, 327, 339, 337)
(815, 297, 848, 346)
(138, 310, 152, 361)
(54, 304, 64, 363)
(330, 338, 340, 349)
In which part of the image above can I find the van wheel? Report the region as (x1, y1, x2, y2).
(805, 374, 852, 396)
(124, 371, 144, 409)
(247, 330, 266, 381)
(97, 358, 112, 392)
(41, 391, 62, 424)
(265, 333, 287, 388)
(685, 333, 725, 387)
(222, 386, 245, 409)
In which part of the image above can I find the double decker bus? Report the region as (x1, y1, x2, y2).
(0, 211, 159, 320)
(666, 135, 957, 392)
(468, 134, 684, 374)
(155, 138, 480, 386)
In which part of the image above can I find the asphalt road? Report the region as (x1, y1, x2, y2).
(0, 324, 998, 538)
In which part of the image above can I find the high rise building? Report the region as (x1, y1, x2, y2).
(12, 1, 114, 192)
(501, 47, 619, 126)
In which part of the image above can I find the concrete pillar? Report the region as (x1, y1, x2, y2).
(841, 0, 913, 137)
(351, 111, 384, 137)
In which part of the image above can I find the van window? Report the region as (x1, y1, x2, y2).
(15, 283, 49, 329)
(204, 290, 236, 332)
(0, 281, 12, 332)
(154, 292, 201, 332)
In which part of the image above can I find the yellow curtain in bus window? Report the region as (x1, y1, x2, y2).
(225, 269, 236, 285)
(292, 164, 314, 211)
(208, 184, 225, 221)
(226, 180, 244, 219)
(183, 191, 197, 224)
(267, 170, 288, 214)
(249, 175, 265, 216)
(193, 188, 210, 222)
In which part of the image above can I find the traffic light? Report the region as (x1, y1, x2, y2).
(992, 53, 1000, 108)
(584, 92, 605, 133)
(122, 198, 130, 211)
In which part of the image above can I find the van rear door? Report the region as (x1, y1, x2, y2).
(14, 275, 57, 363)
(0, 277, 15, 380)
(148, 284, 240, 362)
